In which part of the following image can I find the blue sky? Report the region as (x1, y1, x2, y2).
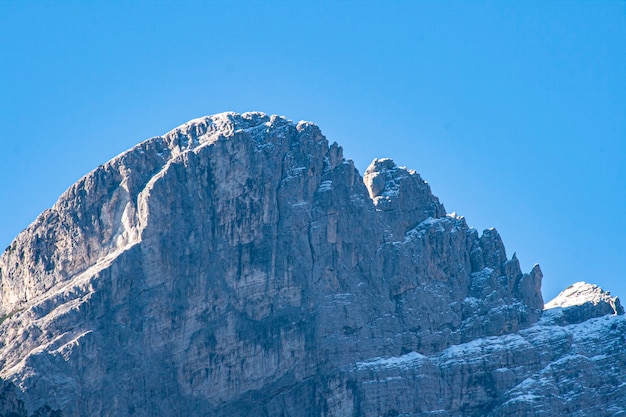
(1, 1, 624, 302)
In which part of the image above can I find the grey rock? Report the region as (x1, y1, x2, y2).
(0, 112, 620, 416)
(543, 281, 624, 325)
(351, 311, 626, 417)
(363, 158, 445, 241)
(0, 379, 61, 417)
(0, 378, 27, 417)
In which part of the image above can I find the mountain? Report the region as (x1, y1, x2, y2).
(0, 112, 624, 416)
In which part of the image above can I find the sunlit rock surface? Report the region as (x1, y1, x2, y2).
(543, 281, 623, 325)
(0, 112, 623, 416)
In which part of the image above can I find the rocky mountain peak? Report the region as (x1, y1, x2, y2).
(543, 281, 624, 325)
(363, 158, 446, 242)
(0, 112, 623, 417)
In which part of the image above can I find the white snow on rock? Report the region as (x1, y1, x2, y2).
(545, 281, 616, 310)
(356, 351, 427, 370)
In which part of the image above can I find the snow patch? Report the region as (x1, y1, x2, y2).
(318, 180, 333, 192)
(356, 351, 427, 370)
(545, 281, 618, 310)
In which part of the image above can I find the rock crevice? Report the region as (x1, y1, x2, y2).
(0, 112, 621, 417)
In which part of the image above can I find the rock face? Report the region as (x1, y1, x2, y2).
(543, 281, 624, 325)
(0, 112, 623, 416)
(0, 379, 61, 417)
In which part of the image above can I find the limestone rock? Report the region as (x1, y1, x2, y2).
(0, 112, 621, 416)
(352, 309, 626, 417)
(363, 158, 445, 241)
(0, 378, 27, 417)
(543, 281, 624, 325)
(0, 379, 61, 417)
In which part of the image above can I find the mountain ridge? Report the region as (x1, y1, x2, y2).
(0, 112, 623, 416)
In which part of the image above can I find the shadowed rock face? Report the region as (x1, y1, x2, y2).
(0, 379, 61, 417)
(0, 112, 622, 417)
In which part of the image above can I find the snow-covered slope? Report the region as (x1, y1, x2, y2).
(543, 281, 624, 325)
(351, 282, 626, 416)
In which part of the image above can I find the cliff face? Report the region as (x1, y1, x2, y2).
(0, 112, 622, 416)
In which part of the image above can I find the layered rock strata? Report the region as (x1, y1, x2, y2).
(0, 112, 620, 416)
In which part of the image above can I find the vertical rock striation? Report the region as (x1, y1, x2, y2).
(0, 112, 621, 416)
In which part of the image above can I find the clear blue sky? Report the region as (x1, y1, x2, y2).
(1, 1, 624, 302)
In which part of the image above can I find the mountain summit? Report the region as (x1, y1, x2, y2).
(0, 112, 624, 416)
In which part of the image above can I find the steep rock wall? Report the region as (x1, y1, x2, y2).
(0, 112, 545, 416)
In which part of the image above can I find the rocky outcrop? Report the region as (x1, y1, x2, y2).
(543, 281, 624, 325)
(0, 379, 26, 417)
(0, 379, 61, 417)
(352, 306, 626, 417)
(0, 112, 621, 416)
